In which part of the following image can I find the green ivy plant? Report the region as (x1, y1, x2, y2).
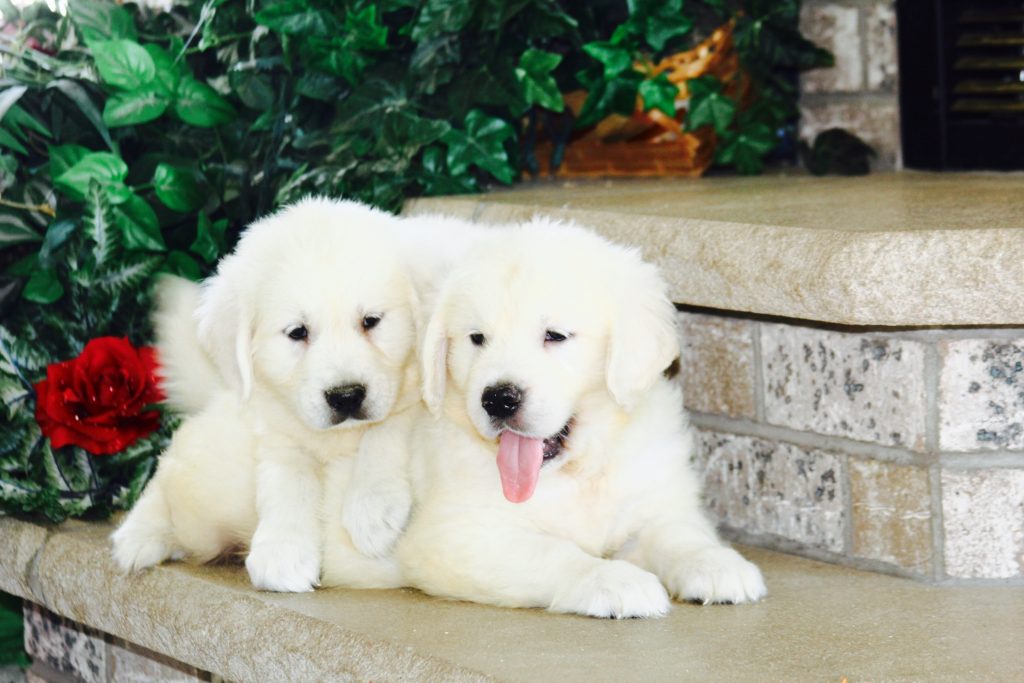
(0, 0, 830, 522)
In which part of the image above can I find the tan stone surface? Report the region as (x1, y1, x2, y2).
(2, 518, 1023, 682)
(678, 311, 756, 419)
(799, 4, 863, 93)
(942, 468, 1024, 579)
(799, 97, 901, 168)
(849, 459, 932, 573)
(403, 172, 1024, 326)
(865, 1, 898, 91)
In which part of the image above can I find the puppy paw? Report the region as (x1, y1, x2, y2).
(342, 480, 412, 559)
(110, 524, 174, 573)
(667, 546, 766, 605)
(245, 537, 321, 592)
(550, 560, 670, 619)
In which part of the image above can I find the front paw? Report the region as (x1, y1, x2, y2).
(245, 536, 321, 592)
(550, 560, 670, 619)
(342, 480, 412, 559)
(667, 546, 766, 605)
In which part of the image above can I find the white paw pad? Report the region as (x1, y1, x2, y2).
(245, 537, 321, 593)
(550, 560, 671, 619)
(670, 547, 767, 605)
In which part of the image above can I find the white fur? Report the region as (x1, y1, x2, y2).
(112, 198, 421, 591)
(396, 220, 766, 618)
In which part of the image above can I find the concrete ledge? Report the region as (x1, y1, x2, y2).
(2, 517, 1023, 681)
(404, 171, 1024, 326)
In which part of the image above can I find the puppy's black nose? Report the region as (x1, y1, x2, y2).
(482, 383, 522, 420)
(325, 384, 366, 419)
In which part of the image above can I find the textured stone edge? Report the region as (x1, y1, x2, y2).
(0, 518, 490, 683)
(403, 197, 1024, 327)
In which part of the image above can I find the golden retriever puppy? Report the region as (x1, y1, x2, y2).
(395, 219, 766, 618)
(112, 198, 421, 591)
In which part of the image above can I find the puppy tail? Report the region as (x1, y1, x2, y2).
(153, 275, 226, 414)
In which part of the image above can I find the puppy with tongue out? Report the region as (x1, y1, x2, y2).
(394, 220, 766, 619)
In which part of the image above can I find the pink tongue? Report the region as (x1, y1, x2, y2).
(496, 431, 544, 503)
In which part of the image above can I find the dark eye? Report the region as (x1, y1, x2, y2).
(362, 314, 382, 331)
(544, 330, 568, 343)
(286, 325, 308, 341)
(469, 332, 485, 346)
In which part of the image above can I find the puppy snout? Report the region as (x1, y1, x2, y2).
(325, 384, 366, 420)
(482, 383, 523, 420)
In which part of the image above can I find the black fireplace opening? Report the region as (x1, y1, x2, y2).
(898, 1, 1024, 169)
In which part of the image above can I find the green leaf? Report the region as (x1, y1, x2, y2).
(54, 152, 128, 201)
(23, 268, 63, 304)
(83, 180, 116, 266)
(94, 254, 162, 294)
(638, 73, 677, 116)
(441, 109, 516, 184)
(162, 250, 201, 280)
(636, 0, 693, 51)
(344, 4, 388, 50)
(38, 220, 76, 268)
(0, 129, 26, 155)
(91, 39, 156, 90)
(412, 0, 474, 41)
(46, 80, 115, 151)
(254, 0, 335, 36)
(229, 69, 275, 110)
(419, 145, 477, 195)
(576, 70, 643, 128)
(173, 78, 235, 127)
(190, 212, 227, 264)
(48, 144, 90, 180)
(515, 49, 564, 113)
(114, 194, 165, 251)
(0, 215, 41, 248)
(153, 163, 203, 212)
(70, 0, 137, 46)
(716, 123, 777, 174)
(4, 104, 51, 139)
(102, 85, 169, 127)
(144, 44, 182, 96)
(0, 86, 28, 126)
(583, 41, 633, 78)
(686, 76, 736, 134)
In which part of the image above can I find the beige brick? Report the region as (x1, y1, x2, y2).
(678, 311, 756, 419)
(761, 324, 927, 450)
(799, 99, 901, 168)
(850, 459, 932, 573)
(696, 430, 846, 552)
(22, 603, 105, 683)
(939, 339, 1024, 452)
(942, 468, 1024, 579)
(865, 1, 898, 91)
(109, 641, 207, 682)
(799, 5, 863, 93)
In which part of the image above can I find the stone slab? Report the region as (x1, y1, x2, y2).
(939, 338, 1024, 452)
(696, 430, 846, 552)
(942, 468, 1024, 579)
(2, 518, 1023, 682)
(849, 459, 932, 573)
(760, 324, 927, 449)
(404, 172, 1024, 326)
(799, 4, 863, 93)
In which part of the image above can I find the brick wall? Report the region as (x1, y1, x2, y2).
(798, 0, 901, 168)
(680, 309, 1024, 583)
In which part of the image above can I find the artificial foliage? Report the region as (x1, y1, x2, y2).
(0, 0, 830, 522)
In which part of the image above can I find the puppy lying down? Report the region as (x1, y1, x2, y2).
(111, 198, 448, 591)
(390, 220, 766, 618)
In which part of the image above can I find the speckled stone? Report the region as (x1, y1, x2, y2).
(939, 339, 1024, 452)
(678, 311, 757, 419)
(799, 99, 901, 168)
(799, 4, 863, 93)
(849, 459, 932, 573)
(22, 603, 105, 683)
(942, 468, 1024, 579)
(865, 1, 898, 91)
(761, 324, 927, 450)
(109, 642, 209, 683)
(695, 430, 846, 552)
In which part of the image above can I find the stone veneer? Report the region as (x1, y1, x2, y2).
(680, 308, 1024, 582)
(799, 0, 900, 168)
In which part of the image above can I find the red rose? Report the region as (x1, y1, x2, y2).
(34, 337, 165, 455)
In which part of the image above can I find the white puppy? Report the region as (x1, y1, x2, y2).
(112, 198, 421, 591)
(395, 220, 766, 618)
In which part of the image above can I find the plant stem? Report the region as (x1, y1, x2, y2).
(0, 197, 55, 217)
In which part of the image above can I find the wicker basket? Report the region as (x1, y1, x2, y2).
(530, 20, 742, 178)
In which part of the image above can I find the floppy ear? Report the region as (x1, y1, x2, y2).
(419, 289, 450, 417)
(606, 261, 680, 411)
(195, 264, 256, 400)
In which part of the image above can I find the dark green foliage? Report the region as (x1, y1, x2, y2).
(800, 128, 876, 176)
(0, 592, 28, 669)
